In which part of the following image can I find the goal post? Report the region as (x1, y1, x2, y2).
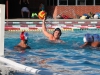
(0, 4, 5, 56)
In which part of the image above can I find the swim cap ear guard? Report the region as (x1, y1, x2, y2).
(24, 32, 28, 40)
(53, 28, 62, 36)
(83, 37, 87, 42)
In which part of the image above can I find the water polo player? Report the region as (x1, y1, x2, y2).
(80, 33, 100, 48)
(14, 31, 31, 51)
(80, 33, 93, 48)
(42, 16, 64, 43)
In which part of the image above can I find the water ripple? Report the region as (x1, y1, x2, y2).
(4, 31, 100, 75)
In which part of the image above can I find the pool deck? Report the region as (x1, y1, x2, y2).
(4, 18, 100, 31)
(5, 18, 100, 22)
(0, 62, 14, 75)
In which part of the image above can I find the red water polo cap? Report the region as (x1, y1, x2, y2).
(20, 31, 25, 40)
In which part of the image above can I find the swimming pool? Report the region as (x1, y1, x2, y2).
(4, 30, 100, 75)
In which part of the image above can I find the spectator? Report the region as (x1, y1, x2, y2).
(39, 3, 45, 11)
(19, 0, 30, 18)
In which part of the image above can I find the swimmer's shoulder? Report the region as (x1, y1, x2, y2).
(14, 45, 25, 51)
(14, 45, 31, 51)
(26, 45, 31, 49)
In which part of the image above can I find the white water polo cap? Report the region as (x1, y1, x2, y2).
(83, 33, 93, 42)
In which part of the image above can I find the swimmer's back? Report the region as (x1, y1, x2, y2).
(14, 45, 31, 51)
(91, 42, 100, 47)
(91, 34, 100, 47)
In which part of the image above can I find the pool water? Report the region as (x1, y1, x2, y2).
(4, 30, 100, 75)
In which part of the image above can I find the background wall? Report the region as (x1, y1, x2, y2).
(6, 0, 100, 19)
(47, 6, 100, 19)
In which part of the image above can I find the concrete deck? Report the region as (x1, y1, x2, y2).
(5, 18, 100, 22)
(4, 18, 100, 31)
(0, 62, 15, 75)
